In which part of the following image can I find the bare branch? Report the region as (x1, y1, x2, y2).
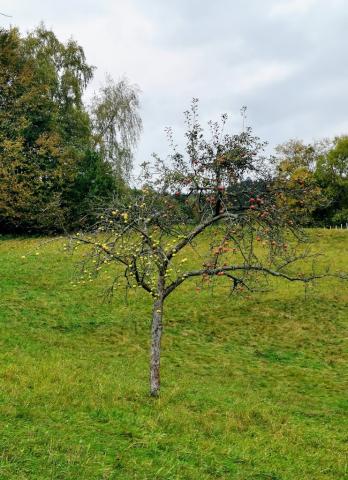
(164, 264, 343, 298)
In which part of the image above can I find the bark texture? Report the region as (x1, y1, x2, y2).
(150, 280, 164, 397)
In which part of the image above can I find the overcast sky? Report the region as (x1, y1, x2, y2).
(1, 0, 347, 166)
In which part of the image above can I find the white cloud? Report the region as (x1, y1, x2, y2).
(232, 61, 298, 93)
(269, 0, 318, 17)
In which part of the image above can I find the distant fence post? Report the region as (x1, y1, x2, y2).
(327, 224, 348, 229)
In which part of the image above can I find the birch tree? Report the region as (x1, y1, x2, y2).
(90, 76, 142, 182)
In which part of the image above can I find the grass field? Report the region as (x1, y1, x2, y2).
(0, 229, 347, 479)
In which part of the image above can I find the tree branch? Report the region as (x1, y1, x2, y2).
(164, 264, 344, 298)
(165, 212, 237, 261)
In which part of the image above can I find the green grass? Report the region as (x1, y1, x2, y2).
(0, 229, 347, 479)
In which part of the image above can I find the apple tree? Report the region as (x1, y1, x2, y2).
(74, 99, 336, 397)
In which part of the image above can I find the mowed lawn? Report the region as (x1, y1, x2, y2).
(0, 230, 347, 480)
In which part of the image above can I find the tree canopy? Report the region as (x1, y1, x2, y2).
(273, 137, 348, 226)
(0, 25, 142, 233)
(315, 136, 348, 224)
(90, 76, 142, 183)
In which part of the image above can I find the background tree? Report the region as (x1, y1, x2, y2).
(273, 139, 326, 225)
(64, 149, 124, 229)
(90, 76, 142, 183)
(315, 135, 348, 225)
(74, 100, 340, 397)
(0, 25, 93, 232)
(0, 25, 142, 233)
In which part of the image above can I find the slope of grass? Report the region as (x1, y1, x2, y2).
(0, 230, 347, 479)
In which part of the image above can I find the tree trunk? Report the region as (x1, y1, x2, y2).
(150, 293, 164, 397)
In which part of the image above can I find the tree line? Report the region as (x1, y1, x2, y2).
(0, 25, 347, 235)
